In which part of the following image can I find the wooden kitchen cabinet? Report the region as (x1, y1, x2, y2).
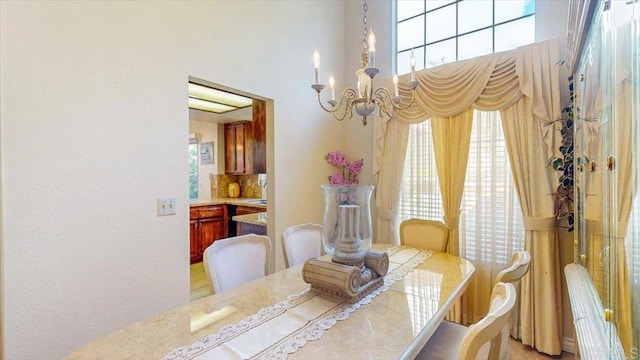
(226, 204, 265, 237)
(233, 205, 266, 236)
(224, 121, 253, 175)
(189, 218, 199, 263)
(223, 99, 267, 175)
(236, 205, 264, 215)
(251, 99, 267, 174)
(236, 221, 267, 236)
(190, 205, 228, 264)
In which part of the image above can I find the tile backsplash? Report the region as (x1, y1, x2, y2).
(210, 174, 263, 199)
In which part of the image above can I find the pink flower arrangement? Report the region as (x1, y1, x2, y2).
(325, 150, 364, 185)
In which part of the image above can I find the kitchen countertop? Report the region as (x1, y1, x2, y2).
(232, 212, 267, 226)
(190, 197, 267, 209)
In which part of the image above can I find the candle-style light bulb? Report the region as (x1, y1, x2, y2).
(368, 29, 376, 68)
(329, 75, 336, 101)
(313, 49, 321, 84)
(393, 74, 399, 97)
(410, 50, 416, 82)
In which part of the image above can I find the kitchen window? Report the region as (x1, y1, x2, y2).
(189, 137, 198, 200)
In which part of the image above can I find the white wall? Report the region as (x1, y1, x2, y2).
(189, 120, 218, 201)
(0, 1, 345, 358)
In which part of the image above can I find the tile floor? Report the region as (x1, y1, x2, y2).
(190, 262, 210, 301)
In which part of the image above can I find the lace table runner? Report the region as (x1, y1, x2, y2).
(163, 247, 432, 360)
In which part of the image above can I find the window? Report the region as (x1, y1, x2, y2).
(395, 0, 535, 73)
(189, 138, 198, 200)
(459, 111, 525, 265)
(398, 110, 525, 268)
(398, 121, 444, 221)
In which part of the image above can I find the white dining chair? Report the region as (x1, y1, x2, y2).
(495, 251, 531, 284)
(281, 223, 323, 268)
(494, 250, 531, 359)
(415, 282, 517, 360)
(399, 218, 449, 252)
(203, 233, 272, 294)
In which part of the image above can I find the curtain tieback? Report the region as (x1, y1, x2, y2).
(444, 215, 460, 229)
(586, 219, 603, 236)
(522, 216, 556, 231)
(586, 219, 629, 238)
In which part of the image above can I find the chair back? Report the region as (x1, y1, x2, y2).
(494, 250, 530, 359)
(495, 251, 531, 284)
(281, 223, 323, 268)
(458, 282, 517, 360)
(399, 218, 449, 252)
(203, 234, 272, 294)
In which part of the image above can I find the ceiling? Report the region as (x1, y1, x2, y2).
(188, 82, 253, 124)
(189, 106, 253, 124)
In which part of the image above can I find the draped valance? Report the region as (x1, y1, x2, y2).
(374, 38, 561, 179)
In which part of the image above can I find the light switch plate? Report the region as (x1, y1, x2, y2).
(157, 197, 176, 216)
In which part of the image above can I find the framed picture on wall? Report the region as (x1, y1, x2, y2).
(200, 141, 214, 165)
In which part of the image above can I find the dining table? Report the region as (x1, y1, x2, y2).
(66, 244, 475, 360)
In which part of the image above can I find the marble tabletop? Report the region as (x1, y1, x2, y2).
(66, 244, 474, 359)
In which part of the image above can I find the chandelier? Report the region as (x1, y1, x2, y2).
(311, 0, 419, 126)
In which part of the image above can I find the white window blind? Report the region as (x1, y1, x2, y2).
(398, 120, 444, 222)
(460, 111, 524, 266)
(399, 110, 525, 267)
(399, 110, 525, 320)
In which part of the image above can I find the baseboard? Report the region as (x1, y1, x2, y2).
(563, 336, 575, 354)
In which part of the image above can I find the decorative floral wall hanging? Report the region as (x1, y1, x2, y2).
(548, 75, 576, 232)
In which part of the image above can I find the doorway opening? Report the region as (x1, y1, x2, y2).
(187, 76, 274, 300)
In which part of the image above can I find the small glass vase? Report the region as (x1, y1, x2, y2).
(321, 184, 374, 265)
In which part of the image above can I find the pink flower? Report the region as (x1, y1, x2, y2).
(328, 172, 347, 185)
(325, 150, 364, 185)
(325, 151, 348, 167)
(349, 159, 363, 176)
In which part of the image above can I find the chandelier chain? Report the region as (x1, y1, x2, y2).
(361, 0, 369, 62)
(362, 0, 368, 38)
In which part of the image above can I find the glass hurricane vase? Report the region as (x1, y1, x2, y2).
(321, 184, 374, 265)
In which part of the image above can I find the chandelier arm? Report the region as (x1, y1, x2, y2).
(374, 96, 397, 119)
(372, 85, 417, 115)
(316, 88, 359, 121)
(392, 86, 417, 111)
(340, 87, 359, 107)
(336, 88, 359, 120)
(370, 88, 392, 119)
(315, 87, 357, 113)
